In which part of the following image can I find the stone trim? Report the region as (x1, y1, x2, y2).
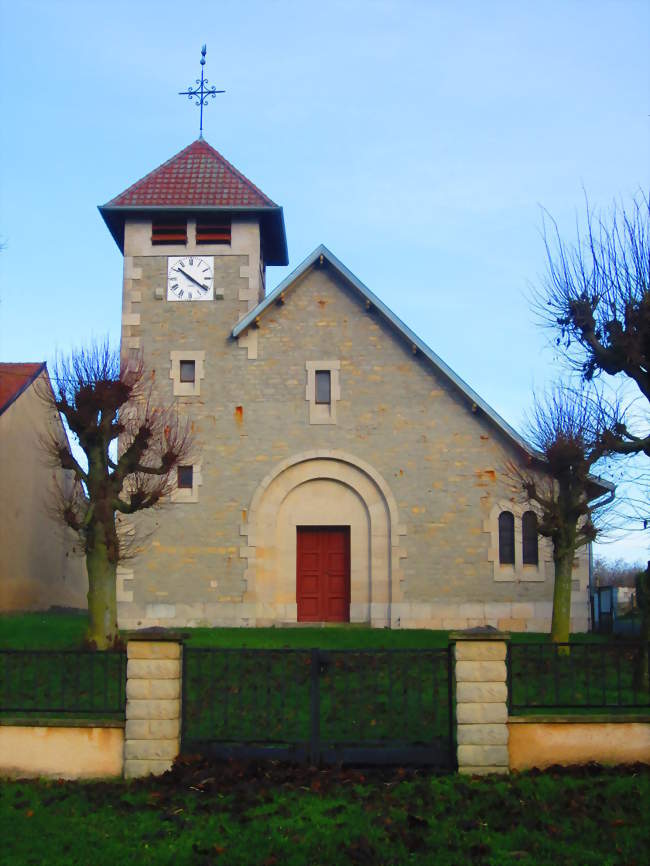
(232, 220, 263, 314)
(237, 328, 258, 360)
(121, 257, 143, 361)
(124, 640, 182, 778)
(240, 450, 406, 627)
(116, 567, 134, 603)
(118, 598, 590, 633)
(169, 350, 206, 397)
(305, 360, 341, 425)
(484, 501, 550, 583)
(171, 461, 202, 504)
(228, 219, 265, 358)
(391, 600, 591, 633)
(123, 217, 256, 308)
(455, 639, 509, 775)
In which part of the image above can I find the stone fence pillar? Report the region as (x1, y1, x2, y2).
(453, 632, 509, 775)
(124, 637, 183, 779)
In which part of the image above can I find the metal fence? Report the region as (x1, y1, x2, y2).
(0, 650, 127, 717)
(182, 647, 455, 767)
(507, 642, 650, 713)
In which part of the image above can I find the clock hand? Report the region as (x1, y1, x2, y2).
(175, 267, 210, 292)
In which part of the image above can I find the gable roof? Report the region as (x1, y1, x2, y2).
(232, 245, 614, 497)
(99, 139, 288, 264)
(0, 362, 45, 417)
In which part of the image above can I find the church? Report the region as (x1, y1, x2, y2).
(99, 137, 598, 633)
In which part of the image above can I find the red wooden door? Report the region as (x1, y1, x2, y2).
(296, 527, 350, 622)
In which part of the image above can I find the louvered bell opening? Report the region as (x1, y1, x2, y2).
(152, 219, 188, 244)
(196, 217, 231, 244)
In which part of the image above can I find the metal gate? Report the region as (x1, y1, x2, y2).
(182, 647, 455, 768)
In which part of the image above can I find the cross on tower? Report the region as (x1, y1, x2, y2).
(179, 45, 225, 138)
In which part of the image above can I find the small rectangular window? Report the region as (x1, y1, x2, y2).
(196, 217, 231, 244)
(315, 370, 331, 405)
(179, 360, 196, 383)
(177, 465, 193, 489)
(152, 218, 187, 244)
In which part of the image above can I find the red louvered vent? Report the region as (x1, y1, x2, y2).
(152, 218, 187, 244)
(196, 217, 231, 244)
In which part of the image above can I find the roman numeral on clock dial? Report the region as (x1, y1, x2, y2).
(167, 255, 215, 302)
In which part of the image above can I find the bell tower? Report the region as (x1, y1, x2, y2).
(94, 49, 294, 629)
(97, 138, 287, 625)
(99, 138, 288, 372)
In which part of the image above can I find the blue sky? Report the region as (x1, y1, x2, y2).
(1, 0, 648, 562)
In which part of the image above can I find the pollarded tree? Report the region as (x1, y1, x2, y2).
(538, 191, 649, 458)
(41, 343, 192, 649)
(508, 388, 615, 645)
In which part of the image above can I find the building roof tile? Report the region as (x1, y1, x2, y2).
(0, 362, 45, 416)
(104, 139, 277, 208)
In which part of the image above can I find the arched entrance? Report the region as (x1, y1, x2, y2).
(241, 451, 405, 626)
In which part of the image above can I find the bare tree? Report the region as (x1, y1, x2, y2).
(537, 191, 649, 458)
(508, 387, 615, 645)
(593, 556, 645, 588)
(40, 342, 192, 649)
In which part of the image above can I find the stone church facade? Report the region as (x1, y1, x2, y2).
(100, 139, 601, 633)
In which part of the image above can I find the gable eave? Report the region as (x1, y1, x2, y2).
(0, 362, 46, 417)
(233, 245, 614, 499)
(98, 204, 288, 264)
(233, 245, 540, 459)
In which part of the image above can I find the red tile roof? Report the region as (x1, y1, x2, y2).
(105, 139, 277, 209)
(0, 362, 45, 415)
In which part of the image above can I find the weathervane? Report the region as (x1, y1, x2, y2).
(179, 45, 225, 138)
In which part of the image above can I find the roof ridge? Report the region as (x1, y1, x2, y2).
(104, 141, 199, 207)
(197, 139, 277, 208)
(232, 247, 547, 464)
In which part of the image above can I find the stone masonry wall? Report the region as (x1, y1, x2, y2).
(116, 225, 590, 632)
(455, 639, 509, 774)
(124, 641, 182, 778)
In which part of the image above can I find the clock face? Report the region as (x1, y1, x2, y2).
(167, 256, 214, 301)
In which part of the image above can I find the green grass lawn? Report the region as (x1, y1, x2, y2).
(0, 611, 452, 650)
(0, 610, 625, 650)
(0, 612, 91, 650)
(1, 763, 648, 866)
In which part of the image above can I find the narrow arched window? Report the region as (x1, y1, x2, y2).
(498, 511, 515, 565)
(522, 511, 539, 565)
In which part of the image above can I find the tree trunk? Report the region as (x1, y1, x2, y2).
(551, 547, 575, 649)
(85, 525, 119, 650)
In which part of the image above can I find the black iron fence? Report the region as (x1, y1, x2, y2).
(182, 647, 455, 767)
(0, 650, 126, 717)
(507, 642, 650, 713)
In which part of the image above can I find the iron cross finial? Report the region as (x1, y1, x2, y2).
(179, 45, 225, 139)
